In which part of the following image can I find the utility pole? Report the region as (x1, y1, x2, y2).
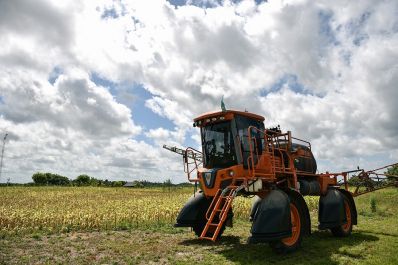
(0, 133, 8, 183)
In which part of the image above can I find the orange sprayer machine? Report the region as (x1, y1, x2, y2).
(164, 109, 398, 253)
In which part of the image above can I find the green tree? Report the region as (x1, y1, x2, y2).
(32, 172, 47, 185)
(32, 172, 70, 186)
(75, 174, 91, 186)
(112, 181, 124, 187)
(104, 179, 110, 186)
(46, 173, 69, 185)
(163, 179, 172, 187)
(88, 177, 97, 186)
(132, 180, 144, 188)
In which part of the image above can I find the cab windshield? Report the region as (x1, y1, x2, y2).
(201, 121, 237, 168)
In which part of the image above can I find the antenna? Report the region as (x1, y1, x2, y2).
(221, 96, 226, 112)
(0, 132, 8, 183)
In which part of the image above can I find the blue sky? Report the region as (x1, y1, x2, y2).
(90, 74, 174, 130)
(90, 73, 199, 147)
(0, 0, 397, 183)
(49, 67, 177, 135)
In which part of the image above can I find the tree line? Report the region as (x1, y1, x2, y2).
(31, 173, 126, 187)
(29, 172, 192, 188)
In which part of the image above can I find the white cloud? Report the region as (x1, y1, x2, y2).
(0, 69, 141, 139)
(145, 97, 192, 127)
(0, 0, 397, 183)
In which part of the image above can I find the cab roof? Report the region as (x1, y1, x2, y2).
(193, 109, 265, 122)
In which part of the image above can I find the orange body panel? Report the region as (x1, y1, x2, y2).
(318, 174, 338, 195)
(197, 165, 245, 197)
(194, 110, 264, 123)
(186, 110, 360, 198)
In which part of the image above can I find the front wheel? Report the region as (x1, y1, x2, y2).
(270, 198, 305, 253)
(331, 194, 353, 237)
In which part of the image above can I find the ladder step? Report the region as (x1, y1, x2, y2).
(200, 237, 214, 240)
(200, 186, 241, 241)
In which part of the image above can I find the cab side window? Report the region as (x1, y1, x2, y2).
(235, 116, 265, 168)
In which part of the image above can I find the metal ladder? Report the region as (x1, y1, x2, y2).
(200, 185, 244, 241)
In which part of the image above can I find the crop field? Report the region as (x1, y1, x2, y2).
(0, 186, 397, 264)
(0, 186, 261, 233)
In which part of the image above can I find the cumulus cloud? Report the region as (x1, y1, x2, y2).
(0, 69, 141, 138)
(0, 0, 397, 182)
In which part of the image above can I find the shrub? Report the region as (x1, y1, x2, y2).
(75, 175, 91, 186)
(370, 197, 377, 213)
(32, 172, 70, 186)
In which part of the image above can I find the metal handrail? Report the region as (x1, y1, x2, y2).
(292, 136, 311, 150)
(184, 147, 203, 182)
(247, 126, 279, 178)
(246, 126, 300, 180)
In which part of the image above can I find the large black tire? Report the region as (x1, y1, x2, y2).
(330, 193, 353, 237)
(269, 193, 307, 254)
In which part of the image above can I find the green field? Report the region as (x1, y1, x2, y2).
(0, 186, 397, 264)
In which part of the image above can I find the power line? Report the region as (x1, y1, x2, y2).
(0, 133, 8, 182)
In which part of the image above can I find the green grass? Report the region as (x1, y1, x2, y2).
(0, 187, 397, 264)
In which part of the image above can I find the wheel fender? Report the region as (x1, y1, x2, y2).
(318, 189, 346, 230)
(249, 195, 262, 222)
(338, 189, 357, 225)
(248, 189, 291, 243)
(285, 189, 311, 236)
(174, 191, 211, 227)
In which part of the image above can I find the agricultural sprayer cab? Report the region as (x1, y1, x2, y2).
(164, 109, 398, 253)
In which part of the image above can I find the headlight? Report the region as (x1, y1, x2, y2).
(204, 172, 212, 186)
(228, 170, 234, 177)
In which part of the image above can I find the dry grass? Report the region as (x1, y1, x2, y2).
(0, 186, 319, 234)
(1, 187, 397, 264)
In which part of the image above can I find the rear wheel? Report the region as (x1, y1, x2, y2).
(270, 197, 305, 253)
(331, 195, 353, 237)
